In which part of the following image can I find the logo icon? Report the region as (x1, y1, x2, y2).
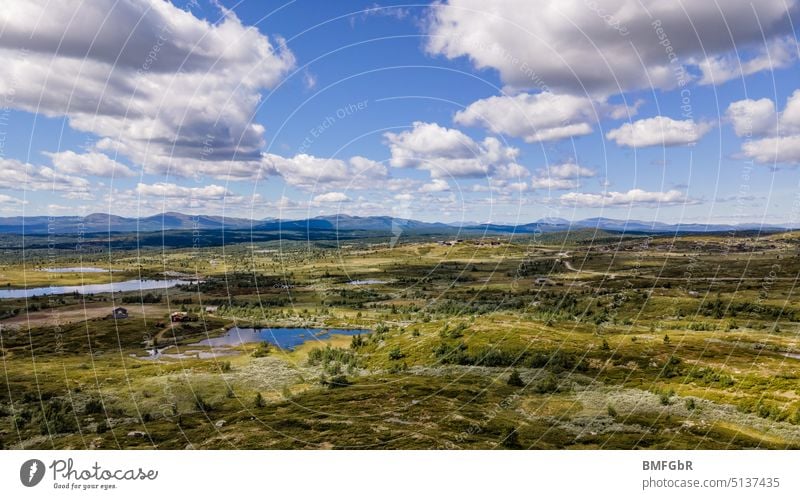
(20, 459, 45, 487)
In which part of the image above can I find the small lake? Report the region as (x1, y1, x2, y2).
(190, 326, 368, 350)
(0, 279, 198, 299)
(41, 267, 110, 273)
(347, 279, 387, 285)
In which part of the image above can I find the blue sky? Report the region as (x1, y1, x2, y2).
(0, 0, 799, 224)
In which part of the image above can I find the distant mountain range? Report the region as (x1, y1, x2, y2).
(0, 212, 795, 235)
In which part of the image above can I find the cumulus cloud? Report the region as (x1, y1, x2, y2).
(733, 90, 800, 164)
(0, 0, 294, 179)
(384, 121, 522, 178)
(606, 116, 712, 148)
(0, 194, 26, 205)
(741, 136, 800, 164)
(312, 192, 351, 204)
(455, 93, 593, 142)
(135, 182, 233, 200)
(696, 36, 797, 86)
(531, 177, 581, 190)
(425, 0, 797, 94)
(0, 158, 90, 194)
(427, 0, 797, 94)
(104, 184, 259, 215)
(455, 92, 639, 142)
(530, 162, 596, 191)
(560, 188, 693, 207)
(44, 151, 135, 177)
(726, 98, 778, 137)
(264, 154, 387, 190)
(420, 179, 451, 192)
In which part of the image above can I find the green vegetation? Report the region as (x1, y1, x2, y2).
(2, 230, 800, 449)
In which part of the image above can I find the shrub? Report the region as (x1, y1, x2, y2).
(532, 373, 559, 394)
(607, 405, 618, 417)
(350, 334, 365, 349)
(661, 356, 682, 378)
(500, 426, 521, 449)
(254, 393, 265, 408)
(507, 370, 524, 387)
(84, 398, 104, 415)
(194, 396, 212, 413)
(38, 399, 77, 435)
(307, 346, 358, 367)
(252, 342, 272, 358)
(388, 346, 405, 361)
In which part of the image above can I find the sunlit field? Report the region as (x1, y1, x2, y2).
(2, 229, 800, 449)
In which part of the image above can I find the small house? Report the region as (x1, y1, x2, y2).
(204, 305, 219, 314)
(112, 307, 128, 319)
(170, 311, 190, 323)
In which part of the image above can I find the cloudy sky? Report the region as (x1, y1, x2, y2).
(0, 0, 798, 224)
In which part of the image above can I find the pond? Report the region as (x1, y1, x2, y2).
(190, 326, 368, 350)
(0, 279, 199, 299)
(347, 279, 387, 285)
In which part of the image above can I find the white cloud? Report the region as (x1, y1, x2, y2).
(530, 162, 596, 191)
(532, 177, 581, 190)
(102, 184, 260, 215)
(303, 69, 318, 90)
(0, 194, 26, 205)
(0, 0, 294, 179)
(696, 37, 797, 86)
(606, 116, 712, 148)
(455, 93, 594, 142)
(420, 179, 451, 192)
(560, 188, 693, 207)
(741, 136, 800, 164)
(0, 158, 90, 194)
(44, 151, 135, 177)
(781, 90, 800, 135)
(734, 90, 800, 164)
(426, 0, 796, 94)
(312, 192, 351, 204)
(455, 92, 639, 142)
(135, 182, 232, 200)
(384, 121, 521, 178)
(547, 163, 596, 179)
(265, 153, 387, 190)
(726, 98, 777, 137)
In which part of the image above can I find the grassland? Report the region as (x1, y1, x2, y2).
(2, 230, 800, 449)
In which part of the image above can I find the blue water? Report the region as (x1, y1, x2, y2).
(191, 327, 368, 350)
(0, 279, 198, 299)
